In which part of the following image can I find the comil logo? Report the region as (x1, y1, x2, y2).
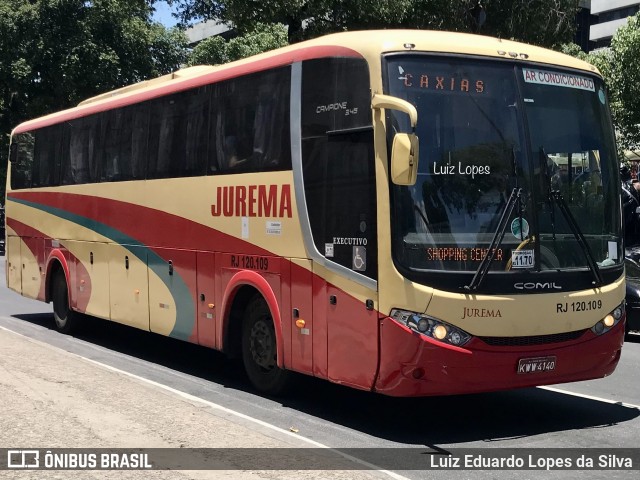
(7, 450, 40, 469)
(514, 282, 562, 291)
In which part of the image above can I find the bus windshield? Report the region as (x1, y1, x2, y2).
(385, 55, 622, 284)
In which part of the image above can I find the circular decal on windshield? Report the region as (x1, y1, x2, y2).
(511, 217, 530, 240)
(598, 88, 606, 105)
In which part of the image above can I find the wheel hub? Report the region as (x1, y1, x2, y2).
(249, 320, 276, 370)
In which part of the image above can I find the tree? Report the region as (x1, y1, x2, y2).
(169, 0, 580, 47)
(561, 12, 640, 154)
(0, 0, 188, 199)
(479, 0, 579, 48)
(607, 12, 640, 151)
(188, 23, 288, 65)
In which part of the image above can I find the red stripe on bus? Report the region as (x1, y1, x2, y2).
(8, 191, 273, 256)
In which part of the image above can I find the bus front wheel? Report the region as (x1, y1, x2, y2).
(52, 271, 79, 334)
(242, 295, 291, 395)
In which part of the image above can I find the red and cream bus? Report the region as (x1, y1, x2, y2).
(5, 30, 626, 396)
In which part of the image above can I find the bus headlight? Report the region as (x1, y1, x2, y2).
(591, 301, 625, 335)
(390, 309, 472, 346)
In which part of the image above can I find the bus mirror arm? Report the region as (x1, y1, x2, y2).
(372, 94, 420, 186)
(371, 94, 417, 129)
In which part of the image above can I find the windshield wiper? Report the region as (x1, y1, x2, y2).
(465, 187, 522, 292)
(548, 190, 603, 286)
(539, 147, 602, 286)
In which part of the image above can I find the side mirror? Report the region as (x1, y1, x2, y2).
(371, 93, 420, 186)
(391, 133, 419, 185)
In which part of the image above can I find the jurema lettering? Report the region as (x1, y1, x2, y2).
(211, 185, 292, 218)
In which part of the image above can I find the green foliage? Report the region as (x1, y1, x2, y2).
(608, 12, 640, 151)
(188, 23, 288, 65)
(0, 0, 188, 201)
(170, 0, 580, 46)
(561, 12, 640, 154)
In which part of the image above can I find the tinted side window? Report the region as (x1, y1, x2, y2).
(301, 58, 377, 279)
(301, 57, 372, 138)
(184, 87, 210, 176)
(148, 94, 186, 179)
(10, 133, 35, 189)
(32, 126, 62, 187)
(303, 131, 377, 279)
(63, 115, 101, 184)
(148, 89, 211, 179)
(102, 108, 131, 181)
(211, 67, 291, 174)
(130, 103, 149, 180)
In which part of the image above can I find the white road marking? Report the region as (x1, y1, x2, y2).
(0, 325, 409, 480)
(539, 386, 640, 410)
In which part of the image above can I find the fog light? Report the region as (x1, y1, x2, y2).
(603, 315, 615, 327)
(417, 318, 429, 332)
(412, 368, 425, 379)
(433, 325, 448, 340)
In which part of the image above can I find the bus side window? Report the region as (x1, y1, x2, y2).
(10, 132, 35, 189)
(184, 87, 210, 177)
(101, 109, 132, 182)
(301, 57, 376, 279)
(63, 115, 100, 185)
(147, 95, 186, 179)
(32, 126, 62, 187)
(210, 67, 291, 174)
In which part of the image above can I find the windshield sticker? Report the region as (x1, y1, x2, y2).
(510, 217, 530, 239)
(511, 249, 534, 269)
(523, 69, 595, 92)
(598, 88, 606, 105)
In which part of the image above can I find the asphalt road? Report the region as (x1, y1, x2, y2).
(0, 259, 638, 479)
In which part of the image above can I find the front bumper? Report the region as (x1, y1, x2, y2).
(374, 315, 625, 397)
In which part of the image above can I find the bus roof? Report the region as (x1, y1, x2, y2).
(12, 29, 598, 135)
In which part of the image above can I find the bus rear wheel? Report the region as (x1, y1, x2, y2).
(242, 295, 291, 395)
(52, 271, 79, 334)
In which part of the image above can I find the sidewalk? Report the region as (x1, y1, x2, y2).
(0, 327, 381, 479)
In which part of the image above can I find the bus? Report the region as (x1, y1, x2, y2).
(5, 30, 626, 396)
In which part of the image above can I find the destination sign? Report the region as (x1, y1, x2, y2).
(522, 68, 595, 92)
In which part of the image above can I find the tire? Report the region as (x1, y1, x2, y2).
(242, 295, 291, 395)
(52, 271, 79, 334)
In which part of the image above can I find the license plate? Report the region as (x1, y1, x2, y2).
(517, 356, 556, 374)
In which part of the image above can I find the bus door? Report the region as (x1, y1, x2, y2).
(303, 129, 379, 390)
